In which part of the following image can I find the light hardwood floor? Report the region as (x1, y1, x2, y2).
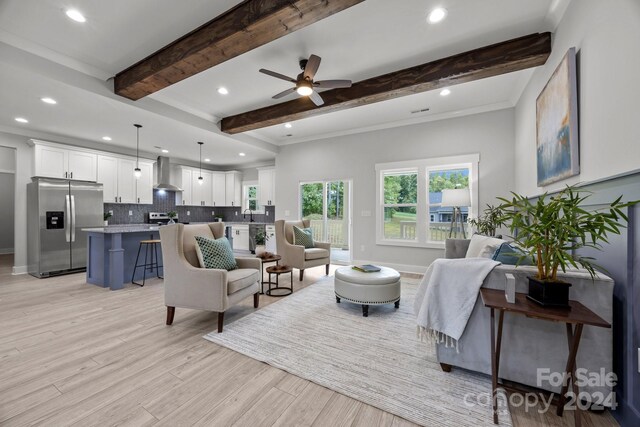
(0, 254, 618, 426)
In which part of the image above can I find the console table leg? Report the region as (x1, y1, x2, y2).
(556, 323, 584, 421)
(490, 307, 498, 424)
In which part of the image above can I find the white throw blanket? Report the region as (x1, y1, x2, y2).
(414, 258, 501, 351)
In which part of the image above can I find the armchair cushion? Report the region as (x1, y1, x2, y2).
(305, 247, 329, 260)
(293, 226, 315, 248)
(195, 236, 237, 271)
(227, 269, 260, 294)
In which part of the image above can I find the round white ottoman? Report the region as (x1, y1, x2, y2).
(334, 266, 401, 317)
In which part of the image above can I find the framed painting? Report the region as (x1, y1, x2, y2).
(536, 47, 579, 187)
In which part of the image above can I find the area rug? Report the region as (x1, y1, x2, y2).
(204, 277, 512, 426)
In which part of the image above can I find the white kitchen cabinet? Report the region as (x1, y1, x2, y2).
(265, 224, 276, 253)
(258, 167, 276, 206)
(97, 155, 118, 203)
(116, 158, 137, 204)
(179, 168, 193, 206)
(136, 161, 154, 204)
(225, 171, 242, 207)
(34, 144, 97, 181)
(97, 155, 135, 203)
(211, 172, 226, 206)
(231, 224, 250, 251)
(192, 170, 213, 206)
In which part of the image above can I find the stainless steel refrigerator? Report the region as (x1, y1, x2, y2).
(27, 178, 103, 278)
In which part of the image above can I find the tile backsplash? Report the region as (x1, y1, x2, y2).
(105, 190, 275, 224)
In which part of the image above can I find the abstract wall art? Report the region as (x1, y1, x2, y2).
(536, 47, 580, 187)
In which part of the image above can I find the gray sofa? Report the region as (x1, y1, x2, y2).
(438, 239, 614, 401)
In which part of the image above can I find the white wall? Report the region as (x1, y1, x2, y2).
(514, 0, 640, 196)
(0, 146, 16, 254)
(0, 132, 33, 273)
(275, 109, 515, 271)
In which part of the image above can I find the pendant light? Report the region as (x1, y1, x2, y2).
(197, 141, 204, 185)
(133, 124, 142, 179)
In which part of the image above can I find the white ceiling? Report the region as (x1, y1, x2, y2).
(0, 0, 567, 165)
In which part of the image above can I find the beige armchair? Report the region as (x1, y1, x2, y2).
(159, 222, 261, 332)
(275, 219, 330, 281)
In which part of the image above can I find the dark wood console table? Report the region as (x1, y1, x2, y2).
(479, 288, 610, 426)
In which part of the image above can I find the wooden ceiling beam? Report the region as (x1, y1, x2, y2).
(220, 32, 552, 134)
(114, 0, 365, 100)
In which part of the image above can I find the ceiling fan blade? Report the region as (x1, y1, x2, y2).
(272, 87, 297, 99)
(309, 90, 324, 106)
(259, 69, 296, 83)
(314, 79, 352, 89)
(303, 54, 321, 80)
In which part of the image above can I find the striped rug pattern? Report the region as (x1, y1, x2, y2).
(204, 277, 512, 426)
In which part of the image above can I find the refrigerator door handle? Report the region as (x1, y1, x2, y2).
(65, 194, 71, 242)
(70, 195, 76, 242)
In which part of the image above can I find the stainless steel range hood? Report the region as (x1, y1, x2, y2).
(153, 156, 183, 191)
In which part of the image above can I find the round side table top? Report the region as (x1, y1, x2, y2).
(258, 254, 281, 263)
(266, 265, 292, 274)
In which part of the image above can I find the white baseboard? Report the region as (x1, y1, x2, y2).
(12, 265, 27, 275)
(351, 259, 427, 274)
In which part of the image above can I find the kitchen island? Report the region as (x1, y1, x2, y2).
(82, 225, 163, 290)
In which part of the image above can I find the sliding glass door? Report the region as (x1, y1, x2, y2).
(300, 180, 351, 263)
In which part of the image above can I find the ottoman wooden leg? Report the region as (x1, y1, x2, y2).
(395, 299, 400, 308)
(362, 305, 369, 317)
(336, 296, 341, 303)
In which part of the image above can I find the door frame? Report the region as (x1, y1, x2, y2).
(298, 179, 353, 264)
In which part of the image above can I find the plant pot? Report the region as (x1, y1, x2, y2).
(255, 245, 266, 256)
(527, 276, 571, 308)
(104, 220, 109, 226)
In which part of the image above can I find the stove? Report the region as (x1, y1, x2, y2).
(148, 212, 178, 225)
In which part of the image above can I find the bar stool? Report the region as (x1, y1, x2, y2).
(132, 239, 163, 286)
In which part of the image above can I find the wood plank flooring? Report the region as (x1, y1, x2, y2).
(0, 254, 618, 426)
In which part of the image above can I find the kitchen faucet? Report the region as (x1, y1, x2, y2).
(243, 209, 255, 222)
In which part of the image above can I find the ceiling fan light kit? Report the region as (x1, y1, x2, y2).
(260, 54, 352, 108)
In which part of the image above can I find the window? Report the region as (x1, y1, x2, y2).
(243, 183, 260, 212)
(376, 154, 479, 248)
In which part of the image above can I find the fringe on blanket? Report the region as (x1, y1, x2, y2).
(416, 325, 459, 353)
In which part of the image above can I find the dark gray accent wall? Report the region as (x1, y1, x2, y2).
(104, 190, 274, 224)
(571, 173, 640, 426)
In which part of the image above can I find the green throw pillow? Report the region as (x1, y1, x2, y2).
(293, 226, 315, 248)
(194, 236, 237, 271)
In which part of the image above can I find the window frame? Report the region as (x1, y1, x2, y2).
(242, 181, 262, 213)
(375, 154, 479, 249)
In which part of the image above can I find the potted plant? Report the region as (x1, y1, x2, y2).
(167, 211, 177, 224)
(103, 212, 112, 226)
(498, 186, 636, 307)
(253, 229, 269, 256)
(469, 204, 506, 237)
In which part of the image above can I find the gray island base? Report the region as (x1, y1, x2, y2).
(82, 225, 163, 290)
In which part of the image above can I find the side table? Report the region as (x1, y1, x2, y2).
(479, 288, 611, 426)
(265, 265, 294, 297)
(257, 254, 281, 294)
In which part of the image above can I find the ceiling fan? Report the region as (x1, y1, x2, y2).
(259, 54, 352, 106)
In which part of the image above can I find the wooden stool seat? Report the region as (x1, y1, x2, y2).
(132, 238, 163, 286)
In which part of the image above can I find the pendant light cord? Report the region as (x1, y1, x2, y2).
(198, 141, 204, 178)
(134, 124, 142, 168)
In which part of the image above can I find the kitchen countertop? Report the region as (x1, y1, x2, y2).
(82, 225, 160, 234)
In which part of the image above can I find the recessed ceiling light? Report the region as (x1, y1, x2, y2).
(239, 152, 246, 157)
(15, 117, 28, 123)
(102, 136, 112, 141)
(427, 7, 447, 24)
(284, 123, 292, 128)
(204, 158, 211, 162)
(440, 88, 451, 96)
(65, 9, 86, 23)
(217, 87, 229, 95)
(161, 149, 169, 153)
(41, 97, 57, 105)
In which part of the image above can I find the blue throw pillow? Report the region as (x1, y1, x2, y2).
(492, 242, 533, 266)
(293, 226, 315, 248)
(194, 236, 237, 271)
